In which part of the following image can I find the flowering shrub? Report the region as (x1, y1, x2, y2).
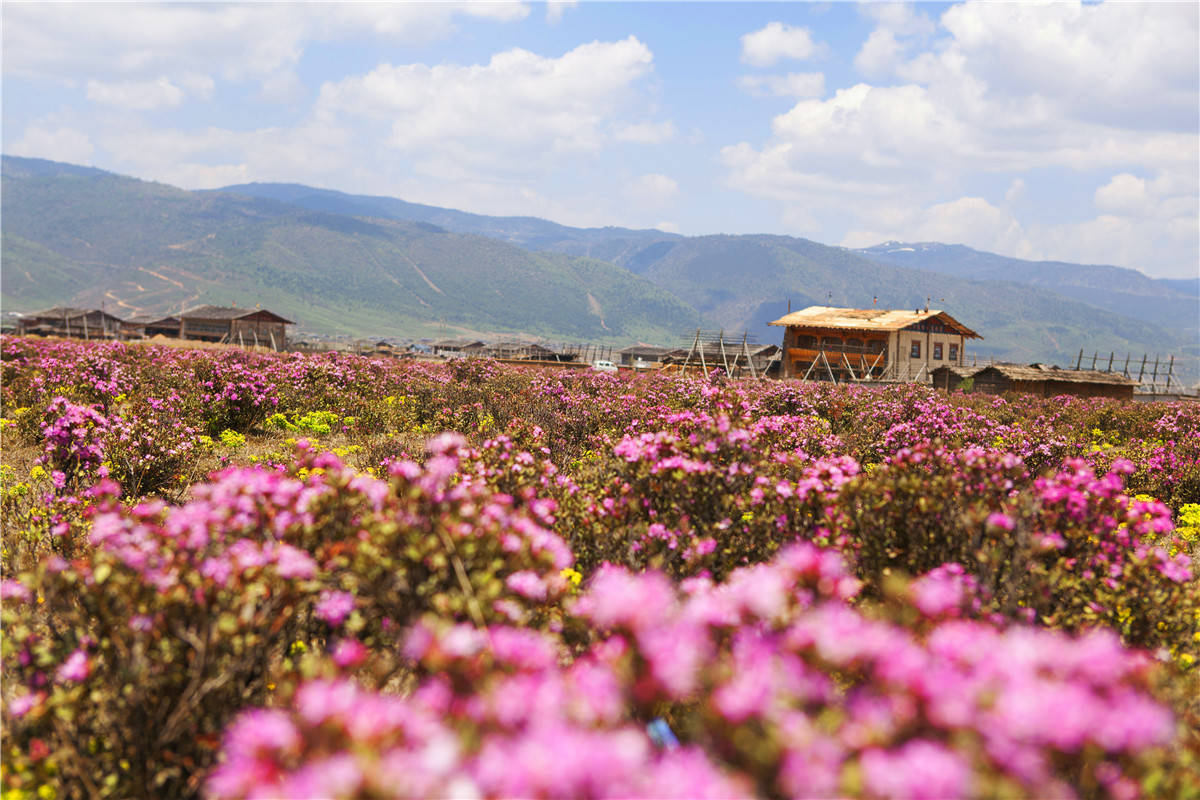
(1, 437, 570, 798)
(557, 410, 852, 579)
(39, 396, 108, 488)
(210, 544, 1176, 800)
(104, 396, 200, 496)
(2, 336, 1198, 798)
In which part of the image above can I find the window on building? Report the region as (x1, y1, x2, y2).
(797, 335, 816, 348)
(821, 336, 842, 348)
(910, 340, 921, 358)
(933, 343, 944, 360)
(845, 338, 863, 351)
(949, 343, 959, 362)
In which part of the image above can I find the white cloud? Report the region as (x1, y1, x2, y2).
(836, 172, 1200, 278)
(88, 116, 355, 192)
(840, 196, 1022, 253)
(613, 121, 676, 144)
(4, 3, 530, 96)
(1029, 211, 1198, 276)
(626, 173, 679, 207)
(546, 0, 578, 24)
(861, 3, 936, 36)
(741, 22, 826, 67)
(738, 72, 825, 99)
(853, 30, 903, 79)
(853, 5, 935, 78)
(1004, 178, 1026, 207)
(86, 77, 185, 110)
(178, 73, 216, 100)
(316, 37, 658, 173)
(8, 124, 95, 164)
(1094, 174, 1151, 217)
(723, 2, 1198, 275)
(915, 1, 1198, 130)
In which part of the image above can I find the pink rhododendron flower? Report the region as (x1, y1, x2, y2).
(56, 649, 90, 683)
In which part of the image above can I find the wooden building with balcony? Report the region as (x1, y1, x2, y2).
(431, 338, 487, 358)
(178, 305, 293, 350)
(120, 314, 181, 339)
(933, 363, 1136, 400)
(16, 307, 125, 339)
(769, 306, 981, 382)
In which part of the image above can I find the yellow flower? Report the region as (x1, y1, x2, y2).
(560, 567, 583, 586)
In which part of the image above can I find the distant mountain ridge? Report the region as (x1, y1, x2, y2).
(210, 182, 681, 267)
(1, 156, 700, 342)
(856, 241, 1198, 336)
(216, 180, 1197, 377)
(1, 157, 1194, 383)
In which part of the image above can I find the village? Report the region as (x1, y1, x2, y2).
(6, 300, 1186, 400)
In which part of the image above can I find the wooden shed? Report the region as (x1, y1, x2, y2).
(486, 341, 560, 360)
(17, 307, 125, 339)
(769, 306, 981, 382)
(179, 305, 293, 350)
(934, 363, 1136, 400)
(120, 314, 181, 339)
(617, 345, 680, 367)
(931, 365, 984, 392)
(432, 338, 486, 357)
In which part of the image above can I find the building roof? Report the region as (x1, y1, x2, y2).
(618, 345, 676, 356)
(124, 314, 180, 325)
(931, 365, 985, 379)
(431, 338, 485, 349)
(180, 305, 294, 324)
(28, 307, 124, 321)
(769, 306, 981, 339)
(977, 363, 1136, 386)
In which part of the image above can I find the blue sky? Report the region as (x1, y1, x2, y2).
(3, 1, 1197, 278)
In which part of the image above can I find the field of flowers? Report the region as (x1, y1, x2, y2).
(2, 336, 1198, 799)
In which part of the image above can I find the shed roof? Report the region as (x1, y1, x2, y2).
(978, 363, 1136, 386)
(124, 314, 180, 325)
(431, 338, 485, 348)
(180, 305, 294, 324)
(769, 306, 980, 339)
(931, 365, 985, 379)
(29, 307, 124, 321)
(618, 345, 676, 356)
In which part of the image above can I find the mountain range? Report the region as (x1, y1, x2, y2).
(2, 156, 1196, 382)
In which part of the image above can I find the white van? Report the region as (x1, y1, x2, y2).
(591, 359, 618, 373)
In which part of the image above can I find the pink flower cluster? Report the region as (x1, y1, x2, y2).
(39, 396, 108, 483)
(210, 542, 1172, 800)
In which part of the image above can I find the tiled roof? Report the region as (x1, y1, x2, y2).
(769, 306, 980, 338)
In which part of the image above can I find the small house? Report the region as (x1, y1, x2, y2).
(121, 314, 181, 339)
(769, 306, 981, 382)
(617, 345, 679, 367)
(179, 305, 293, 350)
(432, 338, 486, 358)
(934, 363, 1136, 400)
(17, 307, 125, 339)
(486, 341, 559, 360)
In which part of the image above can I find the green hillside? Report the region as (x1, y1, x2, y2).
(210, 182, 680, 259)
(856, 242, 1199, 339)
(4, 156, 1192, 382)
(0, 157, 700, 342)
(215, 180, 1196, 378)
